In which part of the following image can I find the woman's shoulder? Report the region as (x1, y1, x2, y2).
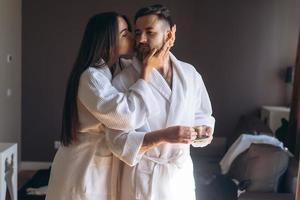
(81, 66, 112, 82)
(112, 63, 139, 90)
(110, 60, 139, 92)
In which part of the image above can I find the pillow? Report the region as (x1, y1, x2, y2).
(227, 143, 289, 192)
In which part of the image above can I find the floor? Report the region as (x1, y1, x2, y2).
(18, 170, 36, 189)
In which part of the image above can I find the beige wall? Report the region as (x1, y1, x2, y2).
(0, 0, 22, 155)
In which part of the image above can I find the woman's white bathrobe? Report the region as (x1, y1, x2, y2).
(109, 53, 215, 200)
(46, 65, 159, 200)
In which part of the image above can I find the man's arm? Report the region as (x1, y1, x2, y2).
(192, 73, 215, 147)
(105, 126, 197, 166)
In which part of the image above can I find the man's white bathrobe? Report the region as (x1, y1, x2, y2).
(110, 53, 215, 200)
(46, 65, 159, 200)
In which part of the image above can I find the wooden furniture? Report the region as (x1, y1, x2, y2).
(0, 143, 17, 200)
(261, 106, 290, 134)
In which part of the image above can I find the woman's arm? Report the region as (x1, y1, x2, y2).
(78, 68, 159, 131)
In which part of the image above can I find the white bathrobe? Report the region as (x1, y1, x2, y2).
(110, 53, 215, 200)
(46, 65, 159, 200)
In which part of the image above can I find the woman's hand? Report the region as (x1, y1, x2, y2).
(140, 42, 171, 81)
(140, 26, 175, 81)
(142, 42, 170, 70)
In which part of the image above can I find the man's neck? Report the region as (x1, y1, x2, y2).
(157, 54, 171, 76)
(158, 54, 173, 88)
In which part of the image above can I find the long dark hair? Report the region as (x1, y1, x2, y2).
(61, 12, 131, 146)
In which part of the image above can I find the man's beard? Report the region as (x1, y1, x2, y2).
(136, 41, 165, 61)
(136, 43, 151, 61)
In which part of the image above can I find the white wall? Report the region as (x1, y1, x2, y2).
(0, 0, 22, 158)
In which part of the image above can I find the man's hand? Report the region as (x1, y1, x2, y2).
(161, 126, 198, 144)
(141, 125, 197, 153)
(193, 126, 213, 147)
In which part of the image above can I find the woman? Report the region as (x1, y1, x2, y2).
(46, 12, 196, 200)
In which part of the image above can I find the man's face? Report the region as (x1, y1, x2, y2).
(135, 15, 170, 59)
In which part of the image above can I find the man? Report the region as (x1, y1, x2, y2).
(110, 4, 215, 200)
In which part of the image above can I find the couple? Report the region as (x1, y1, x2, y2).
(46, 4, 215, 200)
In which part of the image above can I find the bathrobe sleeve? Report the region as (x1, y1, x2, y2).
(78, 68, 158, 131)
(105, 127, 146, 166)
(192, 73, 215, 148)
(193, 73, 215, 130)
(104, 67, 152, 166)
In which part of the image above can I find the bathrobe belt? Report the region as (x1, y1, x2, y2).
(135, 150, 184, 200)
(110, 155, 121, 200)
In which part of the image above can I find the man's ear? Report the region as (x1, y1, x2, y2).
(166, 25, 176, 38)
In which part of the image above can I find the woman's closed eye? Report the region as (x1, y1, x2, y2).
(120, 29, 130, 37)
(121, 32, 128, 37)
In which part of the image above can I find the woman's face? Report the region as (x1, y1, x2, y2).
(117, 17, 134, 57)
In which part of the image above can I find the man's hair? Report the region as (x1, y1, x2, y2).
(134, 4, 174, 28)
